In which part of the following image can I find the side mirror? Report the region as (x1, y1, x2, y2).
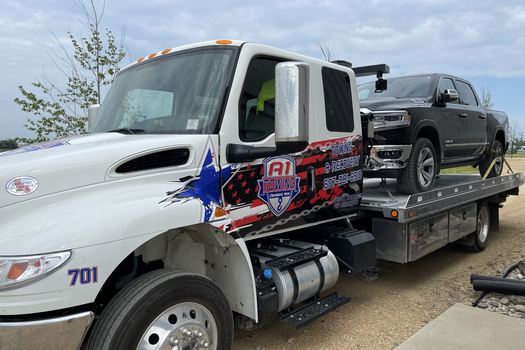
(275, 62, 309, 153)
(375, 78, 387, 92)
(440, 89, 459, 103)
(87, 104, 100, 132)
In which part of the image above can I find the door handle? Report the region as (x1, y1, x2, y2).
(478, 115, 486, 119)
(307, 166, 316, 198)
(458, 113, 468, 118)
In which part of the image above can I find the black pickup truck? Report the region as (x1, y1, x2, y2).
(358, 73, 508, 194)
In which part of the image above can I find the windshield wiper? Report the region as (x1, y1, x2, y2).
(107, 128, 145, 135)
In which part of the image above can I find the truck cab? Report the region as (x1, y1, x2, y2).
(0, 40, 367, 350)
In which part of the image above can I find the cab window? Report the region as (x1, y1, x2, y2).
(456, 80, 478, 106)
(322, 67, 354, 132)
(239, 57, 282, 142)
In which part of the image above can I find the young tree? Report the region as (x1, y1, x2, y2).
(508, 119, 525, 158)
(315, 40, 332, 62)
(14, 0, 125, 143)
(480, 87, 494, 109)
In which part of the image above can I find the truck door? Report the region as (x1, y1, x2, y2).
(437, 77, 472, 161)
(218, 50, 363, 239)
(454, 79, 488, 157)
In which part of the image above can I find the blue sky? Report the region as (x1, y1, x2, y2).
(1, 0, 524, 139)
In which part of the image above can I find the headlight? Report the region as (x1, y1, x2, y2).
(372, 110, 410, 130)
(0, 251, 71, 290)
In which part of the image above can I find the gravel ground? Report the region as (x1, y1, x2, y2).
(233, 159, 525, 350)
(475, 261, 525, 318)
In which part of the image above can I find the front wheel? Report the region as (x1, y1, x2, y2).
(479, 140, 504, 178)
(86, 270, 233, 350)
(398, 138, 438, 194)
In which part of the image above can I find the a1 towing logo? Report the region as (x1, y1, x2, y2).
(257, 155, 300, 216)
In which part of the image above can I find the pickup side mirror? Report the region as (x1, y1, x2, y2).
(88, 104, 100, 132)
(440, 89, 459, 103)
(275, 62, 309, 153)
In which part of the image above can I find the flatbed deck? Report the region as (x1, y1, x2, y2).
(361, 173, 524, 223)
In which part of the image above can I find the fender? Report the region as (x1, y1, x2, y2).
(410, 119, 441, 145)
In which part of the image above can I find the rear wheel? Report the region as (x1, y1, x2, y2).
(462, 201, 490, 252)
(398, 138, 438, 194)
(86, 270, 233, 350)
(479, 140, 504, 178)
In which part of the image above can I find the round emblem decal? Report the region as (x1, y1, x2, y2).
(5, 176, 39, 196)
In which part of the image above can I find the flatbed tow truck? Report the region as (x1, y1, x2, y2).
(0, 40, 522, 350)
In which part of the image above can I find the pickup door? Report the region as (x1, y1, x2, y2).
(454, 79, 487, 157)
(438, 77, 487, 161)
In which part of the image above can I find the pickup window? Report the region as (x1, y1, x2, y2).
(238, 57, 282, 142)
(456, 80, 478, 106)
(322, 67, 354, 132)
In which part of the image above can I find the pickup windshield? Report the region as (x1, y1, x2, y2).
(358, 75, 433, 100)
(92, 47, 235, 134)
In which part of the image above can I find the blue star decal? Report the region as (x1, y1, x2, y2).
(164, 149, 232, 222)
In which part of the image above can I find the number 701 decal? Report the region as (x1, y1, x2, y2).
(68, 267, 98, 286)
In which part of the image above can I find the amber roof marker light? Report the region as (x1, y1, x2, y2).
(216, 39, 232, 45)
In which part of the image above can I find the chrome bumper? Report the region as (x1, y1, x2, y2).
(366, 144, 412, 170)
(0, 311, 94, 350)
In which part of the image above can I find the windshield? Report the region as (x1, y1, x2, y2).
(93, 47, 235, 134)
(358, 75, 433, 100)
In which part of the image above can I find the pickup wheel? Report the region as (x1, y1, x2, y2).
(86, 270, 233, 350)
(479, 139, 504, 178)
(398, 138, 437, 194)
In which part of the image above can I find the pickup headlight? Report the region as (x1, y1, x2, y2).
(0, 251, 71, 290)
(372, 110, 410, 131)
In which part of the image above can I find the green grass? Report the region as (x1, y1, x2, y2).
(441, 166, 478, 175)
(440, 153, 525, 175)
(508, 152, 525, 159)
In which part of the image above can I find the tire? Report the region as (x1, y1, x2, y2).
(479, 139, 504, 178)
(463, 201, 490, 252)
(86, 269, 233, 350)
(398, 138, 438, 194)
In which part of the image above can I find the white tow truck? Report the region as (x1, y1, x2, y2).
(0, 40, 522, 350)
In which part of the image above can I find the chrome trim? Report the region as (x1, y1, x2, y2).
(0, 311, 94, 350)
(444, 142, 488, 148)
(366, 144, 412, 170)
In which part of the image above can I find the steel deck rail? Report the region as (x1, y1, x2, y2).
(360, 173, 524, 223)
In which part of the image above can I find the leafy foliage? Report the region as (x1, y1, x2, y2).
(508, 120, 525, 156)
(13, 0, 125, 143)
(480, 88, 494, 109)
(0, 139, 18, 150)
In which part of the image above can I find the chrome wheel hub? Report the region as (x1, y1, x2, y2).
(137, 302, 218, 350)
(478, 207, 489, 243)
(417, 147, 435, 188)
